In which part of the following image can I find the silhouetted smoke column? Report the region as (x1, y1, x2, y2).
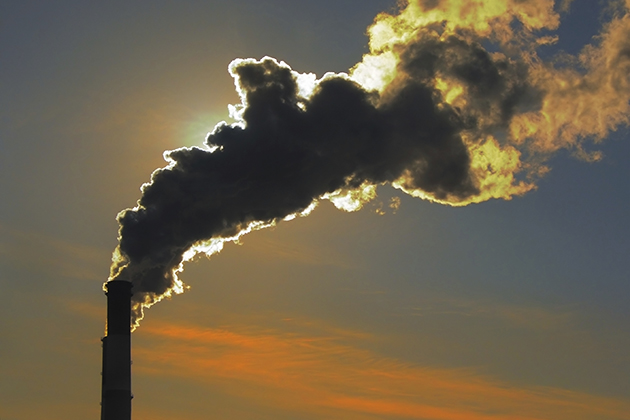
(108, 0, 630, 327)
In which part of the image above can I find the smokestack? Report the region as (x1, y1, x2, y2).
(101, 280, 132, 420)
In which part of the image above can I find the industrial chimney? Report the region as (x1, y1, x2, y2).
(101, 280, 132, 420)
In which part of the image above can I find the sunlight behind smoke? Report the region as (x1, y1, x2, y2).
(434, 77, 465, 105)
(350, 51, 398, 92)
(323, 182, 378, 212)
(107, 0, 630, 327)
(510, 10, 630, 157)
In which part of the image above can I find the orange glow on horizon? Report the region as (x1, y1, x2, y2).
(133, 320, 630, 420)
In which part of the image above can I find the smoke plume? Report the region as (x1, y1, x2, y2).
(108, 0, 630, 328)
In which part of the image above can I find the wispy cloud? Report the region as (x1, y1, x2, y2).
(408, 296, 575, 331)
(134, 319, 630, 420)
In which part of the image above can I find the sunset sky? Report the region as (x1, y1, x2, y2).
(1, 1, 630, 419)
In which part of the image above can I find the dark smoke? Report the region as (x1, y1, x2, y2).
(398, 30, 540, 131)
(111, 29, 540, 325)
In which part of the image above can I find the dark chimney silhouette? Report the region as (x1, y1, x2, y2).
(101, 280, 132, 420)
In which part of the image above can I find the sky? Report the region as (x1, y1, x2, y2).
(0, 0, 629, 419)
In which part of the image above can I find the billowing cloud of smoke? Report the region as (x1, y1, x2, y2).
(108, 0, 630, 328)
